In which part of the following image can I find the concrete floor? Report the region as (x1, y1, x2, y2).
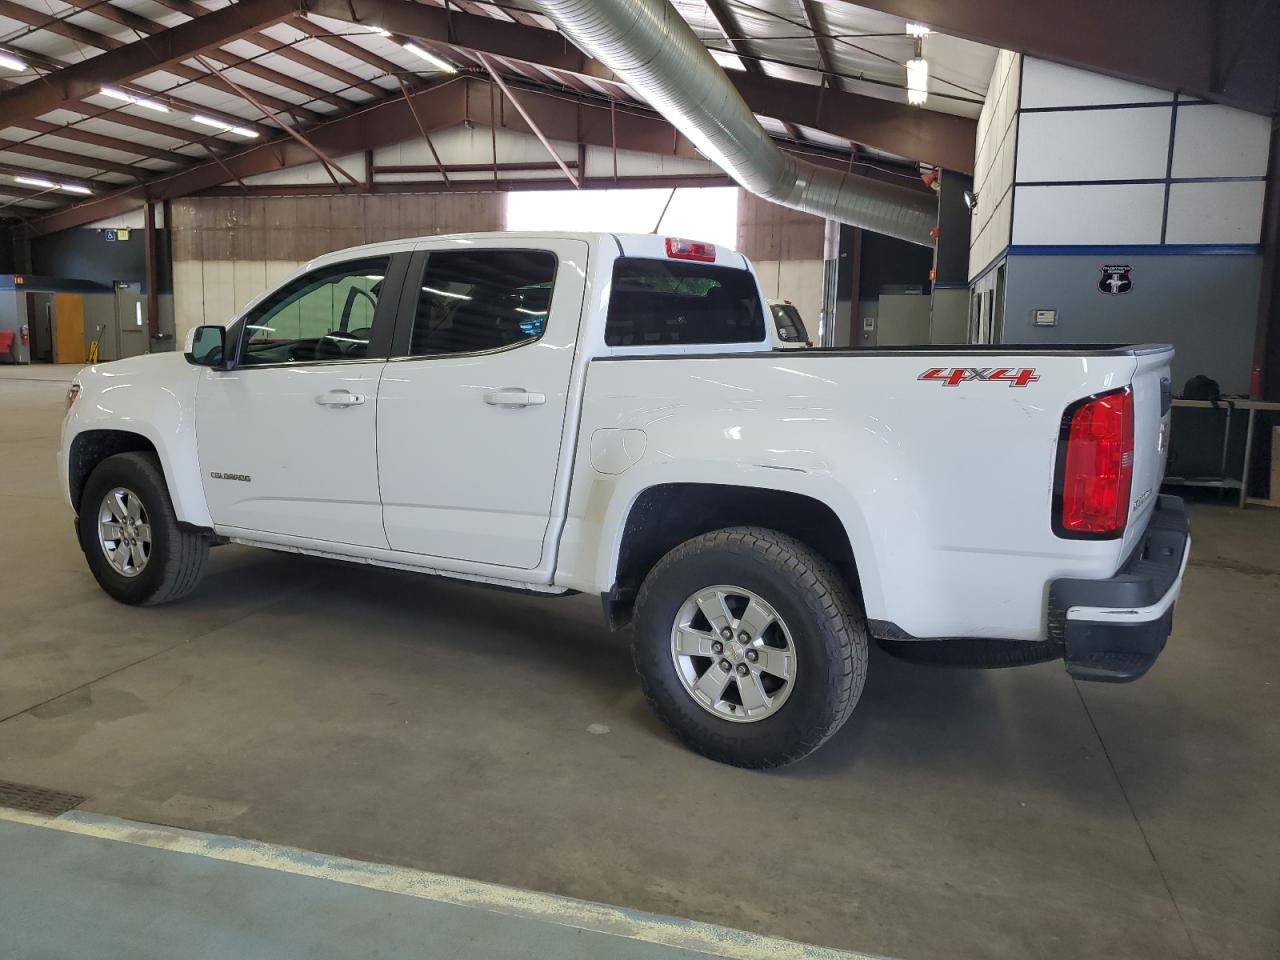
(1, 364, 1278, 960)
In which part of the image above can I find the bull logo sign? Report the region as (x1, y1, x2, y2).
(1099, 264, 1133, 295)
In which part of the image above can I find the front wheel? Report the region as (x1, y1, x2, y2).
(78, 451, 209, 606)
(632, 527, 867, 768)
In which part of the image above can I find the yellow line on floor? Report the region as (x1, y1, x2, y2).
(0, 807, 888, 960)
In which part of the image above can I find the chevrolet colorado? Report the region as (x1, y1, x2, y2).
(60, 232, 1190, 767)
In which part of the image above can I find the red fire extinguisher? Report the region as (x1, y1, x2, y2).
(19, 323, 28, 346)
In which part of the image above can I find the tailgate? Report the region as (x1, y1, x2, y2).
(1122, 346, 1174, 559)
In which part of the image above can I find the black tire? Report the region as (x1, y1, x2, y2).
(78, 451, 209, 606)
(876, 637, 1063, 668)
(632, 527, 867, 769)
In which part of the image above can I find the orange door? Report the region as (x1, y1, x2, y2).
(53, 293, 86, 364)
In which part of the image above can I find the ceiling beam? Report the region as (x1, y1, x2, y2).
(25, 77, 474, 234)
(0, 137, 146, 178)
(305, 0, 973, 169)
(728, 71, 973, 172)
(0, 0, 287, 128)
(837, 0, 1280, 116)
(193, 174, 736, 198)
(0, 0, 309, 129)
(701, 0, 802, 141)
(129, 0, 385, 99)
(25, 73, 928, 234)
(796, 0, 837, 89)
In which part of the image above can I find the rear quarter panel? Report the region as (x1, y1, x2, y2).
(558, 351, 1139, 641)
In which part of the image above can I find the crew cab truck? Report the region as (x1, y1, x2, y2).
(60, 232, 1190, 768)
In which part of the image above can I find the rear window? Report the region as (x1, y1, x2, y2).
(605, 257, 765, 347)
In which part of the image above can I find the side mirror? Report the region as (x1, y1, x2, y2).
(185, 325, 228, 368)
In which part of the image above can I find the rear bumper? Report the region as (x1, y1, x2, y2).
(1049, 495, 1190, 682)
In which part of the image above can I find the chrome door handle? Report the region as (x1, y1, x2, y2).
(483, 388, 546, 409)
(315, 390, 366, 408)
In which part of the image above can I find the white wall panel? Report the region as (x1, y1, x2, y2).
(1164, 180, 1267, 244)
(1020, 58, 1170, 108)
(1016, 108, 1172, 182)
(776, 259, 825, 335)
(199, 260, 235, 335)
(1171, 104, 1272, 179)
(969, 51, 1019, 279)
(172, 260, 205, 345)
(1012, 183, 1165, 244)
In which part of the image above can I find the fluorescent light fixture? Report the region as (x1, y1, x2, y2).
(100, 85, 169, 112)
(14, 175, 54, 189)
(906, 57, 928, 106)
(191, 114, 259, 138)
(422, 285, 471, 300)
(0, 52, 26, 71)
(365, 25, 391, 36)
(60, 183, 93, 195)
(906, 23, 931, 38)
(402, 43, 457, 73)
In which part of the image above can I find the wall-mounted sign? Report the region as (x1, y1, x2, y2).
(103, 229, 116, 242)
(1033, 309, 1057, 326)
(862, 317, 875, 331)
(1099, 264, 1133, 295)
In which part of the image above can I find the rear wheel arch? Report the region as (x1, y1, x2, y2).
(604, 482, 861, 629)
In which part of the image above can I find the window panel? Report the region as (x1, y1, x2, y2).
(408, 250, 558, 357)
(605, 258, 765, 347)
(240, 257, 389, 365)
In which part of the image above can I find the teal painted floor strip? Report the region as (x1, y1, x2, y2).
(0, 812, 886, 960)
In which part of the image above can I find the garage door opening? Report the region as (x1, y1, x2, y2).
(505, 186, 738, 251)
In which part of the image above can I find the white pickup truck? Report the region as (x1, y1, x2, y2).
(60, 231, 1190, 768)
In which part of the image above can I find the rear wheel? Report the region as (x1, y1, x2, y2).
(632, 527, 867, 768)
(78, 452, 209, 606)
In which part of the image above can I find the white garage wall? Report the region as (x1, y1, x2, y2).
(1011, 58, 1270, 248)
(967, 49, 1020, 280)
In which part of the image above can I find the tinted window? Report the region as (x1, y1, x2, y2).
(408, 250, 558, 357)
(605, 258, 764, 347)
(770, 303, 809, 343)
(240, 257, 388, 365)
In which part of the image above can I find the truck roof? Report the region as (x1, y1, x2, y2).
(306, 231, 746, 271)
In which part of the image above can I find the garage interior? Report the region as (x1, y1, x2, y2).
(0, 1, 1278, 959)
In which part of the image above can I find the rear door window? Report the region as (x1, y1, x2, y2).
(605, 258, 765, 347)
(407, 249, 557, 357)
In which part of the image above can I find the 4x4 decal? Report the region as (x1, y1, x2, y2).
(918, 367, 1040, 387)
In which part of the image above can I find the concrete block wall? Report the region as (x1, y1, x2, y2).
(736, 191, 826, 338)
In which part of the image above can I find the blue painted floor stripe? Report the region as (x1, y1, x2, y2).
(0, 810, 888, 960)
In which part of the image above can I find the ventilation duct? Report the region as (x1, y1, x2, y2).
(535, 0, 937, 246)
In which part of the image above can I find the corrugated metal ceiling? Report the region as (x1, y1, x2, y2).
(0, 0, 996, 217)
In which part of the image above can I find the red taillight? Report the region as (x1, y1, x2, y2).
(1054, 387, 1134, 538)
(665, 237, 716, 262)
